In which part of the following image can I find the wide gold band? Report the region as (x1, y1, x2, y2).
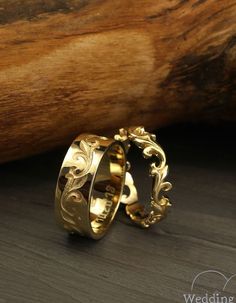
(55, 134, 126, 239)
(115, 126, 172, 228)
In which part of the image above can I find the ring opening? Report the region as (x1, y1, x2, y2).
(89, 143, 126, 235)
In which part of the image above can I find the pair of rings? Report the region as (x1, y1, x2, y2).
(55, 126, 172, 239)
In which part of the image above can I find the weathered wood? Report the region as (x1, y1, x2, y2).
(0, 0, 236, 163)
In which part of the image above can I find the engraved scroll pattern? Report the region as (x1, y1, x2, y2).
(115, 126, 172, 227)
(60, 137, 100, 232)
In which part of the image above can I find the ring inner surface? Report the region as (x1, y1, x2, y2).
(90, 143, 126, 234)
(125, 142, 154, 217)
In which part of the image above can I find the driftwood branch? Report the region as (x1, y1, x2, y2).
(0, 0, 236, 163)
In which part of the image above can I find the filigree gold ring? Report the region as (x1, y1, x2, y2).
(55, 134, 126, 239)
(115, 126, 172, 228)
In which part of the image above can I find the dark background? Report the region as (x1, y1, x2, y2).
(0, 124, 235, 303)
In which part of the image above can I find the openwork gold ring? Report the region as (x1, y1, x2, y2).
(55, 134, 126, 239)
(115, 126, 172, 228)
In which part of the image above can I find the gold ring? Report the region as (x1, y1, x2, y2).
(115, 126, 172, 228)
(55, 134, 126, 239)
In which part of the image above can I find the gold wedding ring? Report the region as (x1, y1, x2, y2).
(115, 126, 172, 228)
(55, 134, 126, 239)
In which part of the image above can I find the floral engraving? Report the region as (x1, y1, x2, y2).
(60, 136, 100, 232)
(116, 126, 172, 227)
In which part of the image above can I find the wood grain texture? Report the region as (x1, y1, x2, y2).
(0, 0, 236, 163)
(0, 125, 235, 303)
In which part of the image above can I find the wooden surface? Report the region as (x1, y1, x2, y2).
(0, 124, 235, 303)
(0, 0, 236, 163)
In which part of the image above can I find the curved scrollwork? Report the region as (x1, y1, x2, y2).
(115, 126, 172, 228)
(60, 136, 100, 232)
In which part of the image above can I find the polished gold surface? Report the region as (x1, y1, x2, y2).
(55, 134, 126, 239)
(115, 126, 172, 228)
